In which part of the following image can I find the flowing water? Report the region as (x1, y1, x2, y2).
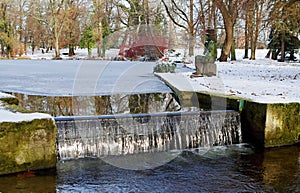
(55, 111, 241, 160)
(0, 145, 299, 192)
(1, 92, 299, 192)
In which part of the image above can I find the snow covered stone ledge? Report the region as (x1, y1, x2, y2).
(0, 92, 57, 175)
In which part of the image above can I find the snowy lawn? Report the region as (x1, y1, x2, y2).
(175, 49, 300, 103)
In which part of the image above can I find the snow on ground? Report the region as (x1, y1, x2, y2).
(27, 48, 120, 60)
(0, 92, 15, 99)
(0, 109, 53, 123)
(175, 49, 300, 103)
(0, 92, 53, 123)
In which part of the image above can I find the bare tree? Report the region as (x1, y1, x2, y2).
(213, 0, 242, 61)
(62, 0, 86, 56)
(161, 0, 201, 56)
(48, 0, 67, 59)
(13, 0, 29, 56)
(244, 0, 266, 60)
(92, 0, 105, 57)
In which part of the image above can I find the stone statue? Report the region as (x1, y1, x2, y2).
(191, 28, 217, 78)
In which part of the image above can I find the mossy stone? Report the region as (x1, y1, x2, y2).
(265, 103, 300, 147)
(0, 97, 19, 106)
(241, 101, 300, 148)
(0, 118, 57, 175)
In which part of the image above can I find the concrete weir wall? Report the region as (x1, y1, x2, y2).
(241, 102, 300, 148)
(0, 96, 57, 175)
(175, 91, 300, 149)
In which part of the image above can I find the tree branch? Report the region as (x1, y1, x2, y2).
(161, 0, 188, 31)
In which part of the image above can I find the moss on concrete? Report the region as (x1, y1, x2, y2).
(0, 118, 57, 175)
(265, 103, 300, 147)
(0, 94, 31, 113)
(241, 101, 300, 148)
(0, 96, 19, 106)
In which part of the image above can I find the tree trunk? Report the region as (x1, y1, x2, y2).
(248, 1, 255, 60)
(265, 49, 271, 58)
(279, 31, 285, 62)
(88, 41, 93, 58)
(213, 3, 218, 59)
(68, 44, 75, 56)
(215, 0, 234, 62)
(54, 34, 60, 59)
(271, 50, 277, 60)
(188, 0, 194, 57)
(244, 12, 249, 59)
(250, 47, 256, 60)
(95, 96, 112, 115)
(250, 1, 263, 60)
(219, 21, 233, 61)
(1, 45, 4, 57)
(250, 32, 256, 60)
(188, 33, 195, 57)
(101, 37, 107, 58)
(231, 39, 236, 61)
(24, 36, 27, 55)
(19, 34, 23, 56)
(68, 32, 75, 56)
(168, 20, 175, 50)
(97, 22, 103, 58)
(97, 42, 102, 58)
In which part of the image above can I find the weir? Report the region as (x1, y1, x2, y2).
(55, 110, 241, 160)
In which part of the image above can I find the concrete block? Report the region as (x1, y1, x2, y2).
(0, 119, 57, 175)
(241, 102, 300, 148)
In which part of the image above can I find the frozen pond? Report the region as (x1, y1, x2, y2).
(0, 60, 172, 96)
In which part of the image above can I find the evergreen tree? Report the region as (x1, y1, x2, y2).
(80, 25, 96, 58)
(268, 31, 300, 61)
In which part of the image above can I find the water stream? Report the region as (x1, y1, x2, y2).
(0, 145, 299, 192)
(1, 92, 299, 192)
(55, 111, 241, 160)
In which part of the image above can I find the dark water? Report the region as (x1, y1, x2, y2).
(0, 145, 299, 193)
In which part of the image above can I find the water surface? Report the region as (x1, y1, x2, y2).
(0, 145, 299, 192)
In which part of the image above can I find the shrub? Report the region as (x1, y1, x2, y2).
(153, 59, 176, 73)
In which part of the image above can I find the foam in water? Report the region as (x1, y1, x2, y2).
(55, 111, 241, 160)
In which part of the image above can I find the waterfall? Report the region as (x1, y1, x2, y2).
(55, 111, 241, 160)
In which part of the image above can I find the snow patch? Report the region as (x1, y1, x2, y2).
(0, 92, 15, 99)
(0, 92, 53, 123)
(0, 109, 53, 123)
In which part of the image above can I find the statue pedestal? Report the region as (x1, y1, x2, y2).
(192, 55, 217, 77)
